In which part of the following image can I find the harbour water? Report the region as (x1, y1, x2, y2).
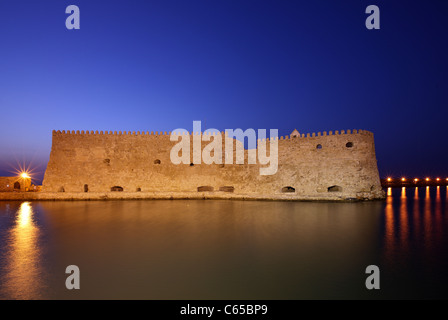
(1, 187, 447, 299)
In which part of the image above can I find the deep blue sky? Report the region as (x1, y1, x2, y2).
(1, 0, 447, 183)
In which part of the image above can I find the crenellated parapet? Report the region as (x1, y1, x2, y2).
(53, 129, 373, 148)
(52, 129, 373, 139)
(52, 130, 240, 136)
(277, 129, 373, 140)
(257, 129, 373, 142)
(53, 130, 173, 136)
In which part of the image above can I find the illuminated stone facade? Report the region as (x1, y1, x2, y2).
(41, 129, 385, 201)
(0, 176, 32, 192)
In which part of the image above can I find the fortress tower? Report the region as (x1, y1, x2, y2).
(42, 129, 385, 201)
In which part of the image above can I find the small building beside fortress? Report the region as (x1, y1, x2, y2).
(0, 176, 32, 192)
(42, 129, 385, 201)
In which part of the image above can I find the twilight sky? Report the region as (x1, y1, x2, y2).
(0, 0, 447, 184)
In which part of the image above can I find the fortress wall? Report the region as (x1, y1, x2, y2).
(42, 130, 383, 200)
(0, 177, 32, 192)
(0, 177, 18, 192)
(44, 131, 243, 193)
(275, 130, 381, 196)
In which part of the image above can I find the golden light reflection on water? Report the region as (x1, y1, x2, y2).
(18, 202, 31, 227)
(385, 187, 425, 262)
(384, 186, 448, 267)
(3, 202, 44, 299)
(384, 188, 394, 256)
(380, 186, 448, 299)
(400, 188, 408, 246)
(435, 186, 442, 244)
(413, 188, 420, 241)
(424, 187, 432, 235)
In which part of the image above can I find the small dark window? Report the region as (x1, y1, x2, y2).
(103, 159, 110, 164)
(14, 182, 20, 190)
(316, 144, 322, 149)
(346, 142, 353, 148)
(190, 163, 194, 167)
(154, 159, 161, 164)
(84, 184, 89, 192)
(219, 186, 234, 193)
(111, 186, 124, 192)
(282, 186, 295, 193)
(58, 186, 65, 192)
(197, 186, 214, 192)
(328, 185, 342, 192)
(136, 187, 141, 192)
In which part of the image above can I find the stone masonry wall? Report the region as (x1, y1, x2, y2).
(42, 129, 384, 200)
(0, 177, 31, 192)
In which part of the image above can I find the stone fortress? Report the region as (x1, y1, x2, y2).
(41, 128, 385, 201)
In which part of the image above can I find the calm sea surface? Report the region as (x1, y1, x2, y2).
(1, 187, 448, 300)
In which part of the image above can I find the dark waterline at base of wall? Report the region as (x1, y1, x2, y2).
(0, 191, 385, 202)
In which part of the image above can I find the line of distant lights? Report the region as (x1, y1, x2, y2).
(386, 177, 448, 182)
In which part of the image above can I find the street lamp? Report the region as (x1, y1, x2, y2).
(21, 172, 30, 179)
(19, 172, 31, 192)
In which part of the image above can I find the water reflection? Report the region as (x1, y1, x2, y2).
(400, 187, 408, 246)
(0, 195, 447, 299)
(413, 188, 420, 246)
(384, 188, 394, 257)
(2, 202, 45, 299)
(424, 186, 431, 237)
(381, 186, 448, 298)
(435, 186, 442, 248)
(384, 187, 444, 250)
(2, 200, 385, 299)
